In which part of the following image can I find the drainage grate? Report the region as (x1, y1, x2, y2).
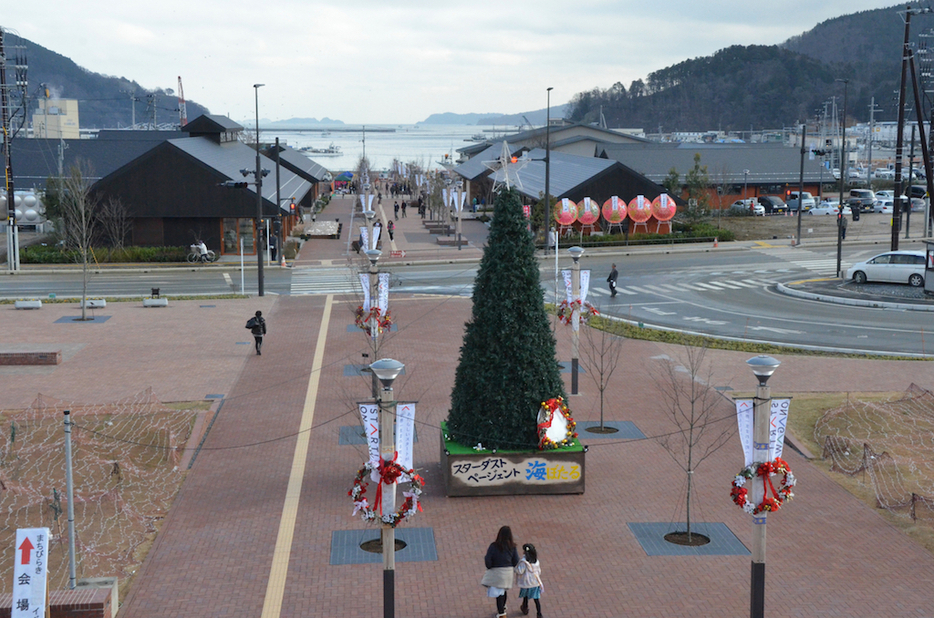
(330, 527, 437, 565)
(628, 522, 749, 557)
(557, 362, 586, 374)
(54, 316, 112, 324)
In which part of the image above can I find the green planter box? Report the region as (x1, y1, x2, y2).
(441, 426, 585, 497)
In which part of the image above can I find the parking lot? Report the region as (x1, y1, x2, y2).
(715, 210, 924, 242)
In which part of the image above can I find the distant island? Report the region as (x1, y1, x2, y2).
(419, 112, 505, 125)
(419, 105, 569, 127)
(258, 117, 346, 127)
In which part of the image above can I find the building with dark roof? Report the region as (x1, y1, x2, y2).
(458, 123, 649, 158)
(598, 142, 831, 208)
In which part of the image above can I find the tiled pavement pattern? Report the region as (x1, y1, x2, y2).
(2, 195, 934, 617)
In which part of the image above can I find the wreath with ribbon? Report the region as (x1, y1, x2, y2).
(731, 457, 796, 515)
(355, 306, 393, 336)
(537, 397, 578, 450)
(555, 299, 598, 326)
(349, 457, 424, 528)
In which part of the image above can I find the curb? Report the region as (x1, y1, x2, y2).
(776, 282, 934, 312)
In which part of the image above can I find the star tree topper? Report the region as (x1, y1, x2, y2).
(482, 141, 530, 191)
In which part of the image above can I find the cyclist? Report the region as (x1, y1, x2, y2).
(196, 240, 209, 263)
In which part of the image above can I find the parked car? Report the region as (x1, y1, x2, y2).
(786, 191, 815, 211)
(729, 199, 765, 216)
(847, 189, 876, 213)
(875, 190, 895, 199)
(874, 199, 894, 214)
(874, 168, 895, 180)
(845, 250, 926, 287)
(909, 185, 928, 200)
(757, 195, 788, 214)
(809, 200, 852, 215)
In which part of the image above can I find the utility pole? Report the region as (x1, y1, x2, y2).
(867, 97, 881, 187)
(1, 28, 19, 271)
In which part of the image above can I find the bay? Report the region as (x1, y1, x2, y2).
(261, 124, 515, 173)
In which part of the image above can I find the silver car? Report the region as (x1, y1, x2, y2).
(845, 250, 926, 287)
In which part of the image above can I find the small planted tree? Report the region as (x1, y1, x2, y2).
(580, 316, 625, 432)
(654, 344, 734, 544)
(446, 186, 566, 450)
(59, 162, 101, 321)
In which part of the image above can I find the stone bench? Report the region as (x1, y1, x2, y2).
(0, 351, 62, 366)
(143, 297, 169, 307)
(14, 299, 42, 309)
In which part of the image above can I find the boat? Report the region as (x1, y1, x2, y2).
(321, 130, 331, 137)
(301, 143, 342, 156)
(464, 133, 487, 142)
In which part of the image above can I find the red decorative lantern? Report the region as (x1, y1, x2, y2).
(651, 194, 677, 221)
(577, 197, 600, 225)
(602, 196, 627, 223)
(627, 195, 652, 223)
(553, 198, 578, 226)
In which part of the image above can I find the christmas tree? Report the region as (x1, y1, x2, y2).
(446, 186, 566, 450)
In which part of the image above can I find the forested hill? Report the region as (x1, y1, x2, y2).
(7, 32, 208, 129)
(567, 2, 925, 132)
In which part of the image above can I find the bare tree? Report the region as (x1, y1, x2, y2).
(653, 344, 734, 541)
(98, 198, 132, 250)
(580, 316, 625, 431)
(59, 163, 100, 321)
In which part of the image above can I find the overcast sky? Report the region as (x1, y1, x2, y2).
(4, 1, 899, 125)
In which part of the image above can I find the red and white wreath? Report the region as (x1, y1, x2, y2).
(349, 457, 424, 528)
(537, 397, 578, 450)
(731, 457, 796, 515)
(355, 306, 393, 336)
(556, 299, 598, 326)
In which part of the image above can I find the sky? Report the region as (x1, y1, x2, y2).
(3, 0, 901, 125)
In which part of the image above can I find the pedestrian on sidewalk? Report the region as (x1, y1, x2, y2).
(401, 200, 407, 217)
(516, 543, 544, 617)
(481, 526, 519, 618)
(840, 212, 848, 240)
(607, 263, 618, 297)
(387, 219, 395, 241)
(394, 201, 400, 220)
(245, 310, 267, 355)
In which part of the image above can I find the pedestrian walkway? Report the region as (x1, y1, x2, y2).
(754, 246, 847, 276)
(289, 266, 361, 295)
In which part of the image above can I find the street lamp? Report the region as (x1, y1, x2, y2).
(369, 358, 405, 618)
(835, 78, 848, 277)
(568, 245, 584, 395)
(254, 83, 265, 296)
(745, 354, 781, 618)
(743, 169, 750, 213)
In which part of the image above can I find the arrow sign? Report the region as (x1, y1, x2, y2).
(390, 250, 406, 258)
(18, 537, 33, 565)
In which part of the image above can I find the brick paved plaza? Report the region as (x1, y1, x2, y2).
(2, 195, 934, 617)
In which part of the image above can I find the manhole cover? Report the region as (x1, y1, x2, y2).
(585, 425, 619, 434)
(664, 531, 710, 546)
(360, 539, 407, 553)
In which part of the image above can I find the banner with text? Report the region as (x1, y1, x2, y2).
(13, 527, 49, 618)
(735, 398, 791, 466)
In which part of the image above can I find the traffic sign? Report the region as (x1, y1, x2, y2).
(390, 250, 406, 258)
(13, 528, 50, 618)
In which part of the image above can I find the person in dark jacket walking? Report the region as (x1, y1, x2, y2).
(246, 310, 267, 355)
(607, 263, 619, 297)
(481, 526, 519, 618)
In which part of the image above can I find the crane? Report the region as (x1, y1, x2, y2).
(177, 76, 188, 127)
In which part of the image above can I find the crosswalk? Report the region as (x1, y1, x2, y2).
(290, 267, 362, 296)
(577, 275, 781, 301)
(754, 247, 846, 276)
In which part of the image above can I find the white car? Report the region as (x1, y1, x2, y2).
(845, 250, 926, 287)
(875, 190, 895, 199)
(730, 199, 765, 216)
(875, 199, 894, 214)
(808, 201, 852, 215)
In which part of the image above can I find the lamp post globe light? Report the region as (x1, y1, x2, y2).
(745, 354, 780, 618)
(368, 358, 405, 618)
(568, 246, 584, 395)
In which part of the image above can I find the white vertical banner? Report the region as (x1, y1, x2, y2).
(358, 194, 374, 211)
(360, 228, 369, 252)
(12, 528, 49, 618)
(735, 399, 754, 466)
(456, 190, 466, 213)
(360, 273, 371, 312)
(358, 403, 380, 471)
(562, 269, 572, 304)
(580, 270, 590, 304)
(371, 224, 381, 250)
(770, 399, 791, 460)
(735, 398, 791, 466)
(377, 273, 390, 313)
(395, 402, 416, 482)
(442, 189, 449, 209)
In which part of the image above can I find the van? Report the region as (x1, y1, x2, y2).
(786, 191, 815, 211)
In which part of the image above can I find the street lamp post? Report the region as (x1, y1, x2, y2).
(746, 355, 781, 618)
(568, 246, 584, 395)
(370, 358, 405, 618)
(253, 83, 265, 296)
(835, 79, 848, 278)
(743, 169, 750, 213)
(365, 248, 382, 398)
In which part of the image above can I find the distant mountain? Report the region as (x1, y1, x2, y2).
(478, 105, 569, 127)
(566, 2, 924, 132)
(419, 112, 505, 125)
(6, 33, 209, 129)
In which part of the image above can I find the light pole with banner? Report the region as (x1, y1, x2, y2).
(253, 83, 265, 295)
(568, 246, 584, 395)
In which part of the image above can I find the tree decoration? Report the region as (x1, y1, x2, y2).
(349, 458, 424, 528)
(354, 305, 393, 336)
(556, 299, 598, 326)
(446, 186, 566, 450)
(537, 397, 578, 450)
(731, 457, 796, 514)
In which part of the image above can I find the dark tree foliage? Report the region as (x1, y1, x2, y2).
(446, 187, 566, 450)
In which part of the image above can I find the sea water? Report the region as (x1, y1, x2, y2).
(263, 124, 513, 174)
